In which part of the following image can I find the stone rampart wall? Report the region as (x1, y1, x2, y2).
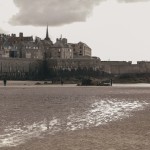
(0, 58, 41, 74)
(47, 58, 102, 70)
(101, 61, 150, 74)
(1, 58, 150, 77)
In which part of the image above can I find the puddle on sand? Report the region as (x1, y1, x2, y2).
(0, 100, 148, 147)
(0, 118, 61, 147)
(66, 100, 148, 130)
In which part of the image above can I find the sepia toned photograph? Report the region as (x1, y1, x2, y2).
(0, 0, 150, 150)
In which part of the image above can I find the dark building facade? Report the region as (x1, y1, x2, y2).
(0, 26, 91, 60)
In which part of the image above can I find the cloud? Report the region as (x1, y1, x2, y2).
(10, 0, 150, 27)
(10, 0, 103, 26)
(0, 28, 6, 33)
(118, 0, 150, 2)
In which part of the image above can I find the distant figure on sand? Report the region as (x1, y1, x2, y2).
(110, 79, 113, 86)
(3, 78, 7, 86)
(61, 79, 64, 85)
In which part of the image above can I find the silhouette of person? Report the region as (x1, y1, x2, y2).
(3, 78, 7, 86)
(61, 79, 64, 85)
(110, 79, 113, 86)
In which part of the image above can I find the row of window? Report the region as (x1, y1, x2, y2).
(25, 46, 40, 49)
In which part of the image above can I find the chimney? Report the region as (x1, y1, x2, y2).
(19, 32, 23, 38)
(11, 34, 16, 37)
(62, 38, 67, 44)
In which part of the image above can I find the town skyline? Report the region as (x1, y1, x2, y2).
(1, 0, 150, 63)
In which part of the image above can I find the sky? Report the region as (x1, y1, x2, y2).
(0, 0, 150, 63)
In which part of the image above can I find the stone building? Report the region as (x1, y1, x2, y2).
(0, 32, 34, 58)
(40, 26, 53, 58)
(21, 41, 44, 59)
(70, 42, 92, 58)
(0, 38, 19, 58)
(0, 32, 33, 45)
(0, 26, 92, 60)
(48, 37, 73, 59)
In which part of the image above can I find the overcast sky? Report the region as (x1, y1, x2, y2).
(0, 0, 150, 63)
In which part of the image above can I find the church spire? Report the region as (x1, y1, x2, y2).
(45, 24, 50, 40)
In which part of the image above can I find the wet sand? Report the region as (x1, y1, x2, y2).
(0, 85, 150, 150)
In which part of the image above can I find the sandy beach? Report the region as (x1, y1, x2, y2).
(0, 83, 150, 150)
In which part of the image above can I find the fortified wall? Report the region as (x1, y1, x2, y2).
(0, 58, 41, 79)
(1, 58, 150, 80)
(47, 58, 102, 70)
(1, 29, 150, 78)
(101, 61, 150, 74)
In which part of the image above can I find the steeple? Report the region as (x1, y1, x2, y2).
(45, 24, 50, 41)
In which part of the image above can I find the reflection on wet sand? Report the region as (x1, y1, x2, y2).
(0, 99, 148, 147)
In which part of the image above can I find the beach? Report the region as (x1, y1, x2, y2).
(0, 83, 150, 150)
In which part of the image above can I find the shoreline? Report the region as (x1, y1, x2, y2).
(0, 80, 150, 87)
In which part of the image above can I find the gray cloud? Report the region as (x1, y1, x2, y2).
(118, 0, 150, 2)
(10, 0, 150, 27)
(10, 0, 103, 26)
(0, 28, 6, 33)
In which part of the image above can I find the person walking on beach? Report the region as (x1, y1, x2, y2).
(3, 78, 7, 86)
(61, 79, 64, 85)
(110, 79, 113, 86)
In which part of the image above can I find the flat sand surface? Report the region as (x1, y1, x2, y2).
(0, 84, 150, 150)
